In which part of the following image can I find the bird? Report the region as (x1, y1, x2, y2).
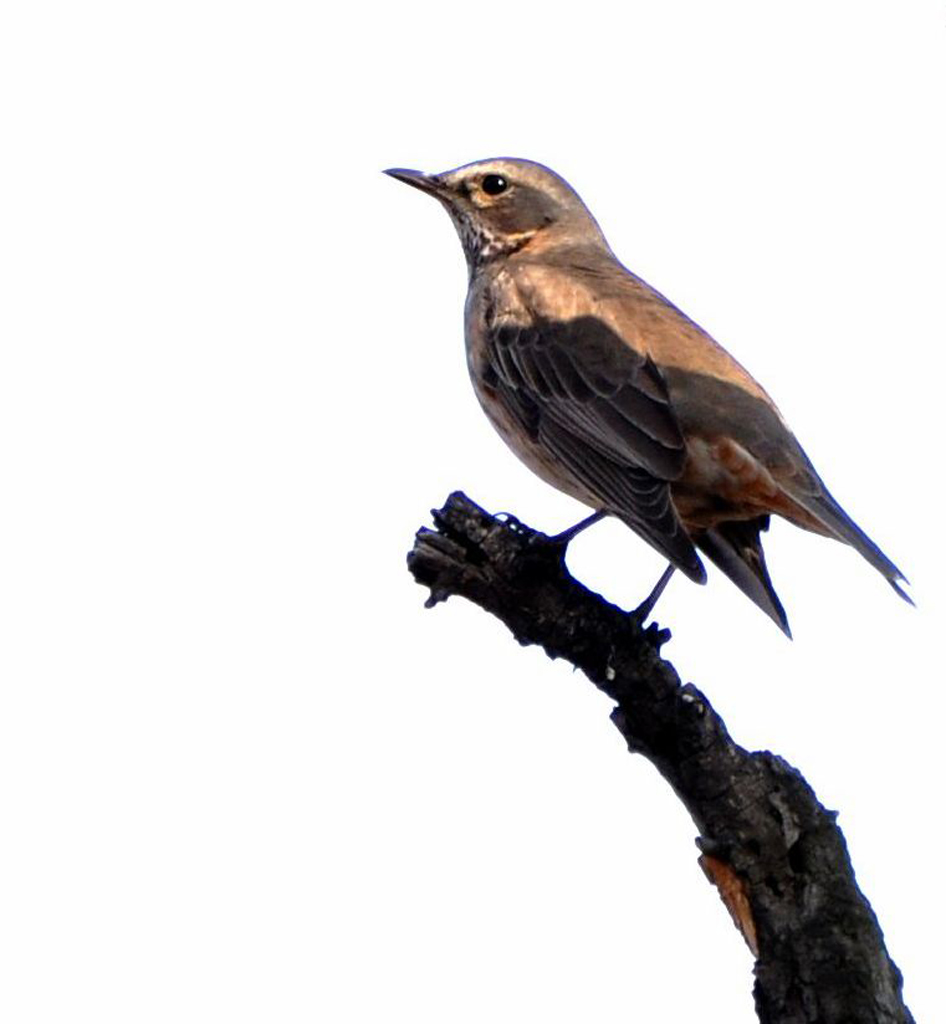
(385, 158, 910, 637)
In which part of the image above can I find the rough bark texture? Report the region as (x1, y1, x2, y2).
(407, 491, 913, 1024)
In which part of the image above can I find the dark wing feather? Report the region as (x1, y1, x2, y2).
(487, 317, 705, 582)
(492, 320, 685, 477)
(695, 517, 791, 636)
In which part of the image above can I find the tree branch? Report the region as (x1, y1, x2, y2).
(407, 491, 913, 1024)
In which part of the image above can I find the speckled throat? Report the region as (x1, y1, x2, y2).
(446, 208, 536, 273)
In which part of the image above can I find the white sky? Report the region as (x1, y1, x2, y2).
(2, 1, 944, 1021)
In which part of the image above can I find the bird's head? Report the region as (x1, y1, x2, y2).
(385, 158, 607, 271)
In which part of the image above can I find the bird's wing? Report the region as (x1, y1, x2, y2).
(485, 316, 706, 582)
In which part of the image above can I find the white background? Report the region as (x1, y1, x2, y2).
(2, 1, 944, 1021)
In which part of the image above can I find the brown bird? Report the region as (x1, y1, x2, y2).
(385, 158, 910, 636)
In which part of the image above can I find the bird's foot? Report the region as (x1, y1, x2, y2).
(548, 509, 607, 546)
(630, 564, 676, 627)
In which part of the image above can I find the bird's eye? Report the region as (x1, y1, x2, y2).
(481, 174, 508, 196)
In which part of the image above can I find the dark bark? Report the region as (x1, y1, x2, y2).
(407, 491, 913, 1024)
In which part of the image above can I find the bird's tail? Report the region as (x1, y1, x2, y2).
(786, 484, 913, 606)
(696, 516, 791, 637)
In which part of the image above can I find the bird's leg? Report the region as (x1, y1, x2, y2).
(549, 509, 607, 546)
(633, 563, 676, 623)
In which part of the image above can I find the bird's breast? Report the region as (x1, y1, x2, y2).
(470, 374, 601, 509)
(464, 292, 601, 509)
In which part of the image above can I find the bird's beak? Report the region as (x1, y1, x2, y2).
(383, 167, 446, 196)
